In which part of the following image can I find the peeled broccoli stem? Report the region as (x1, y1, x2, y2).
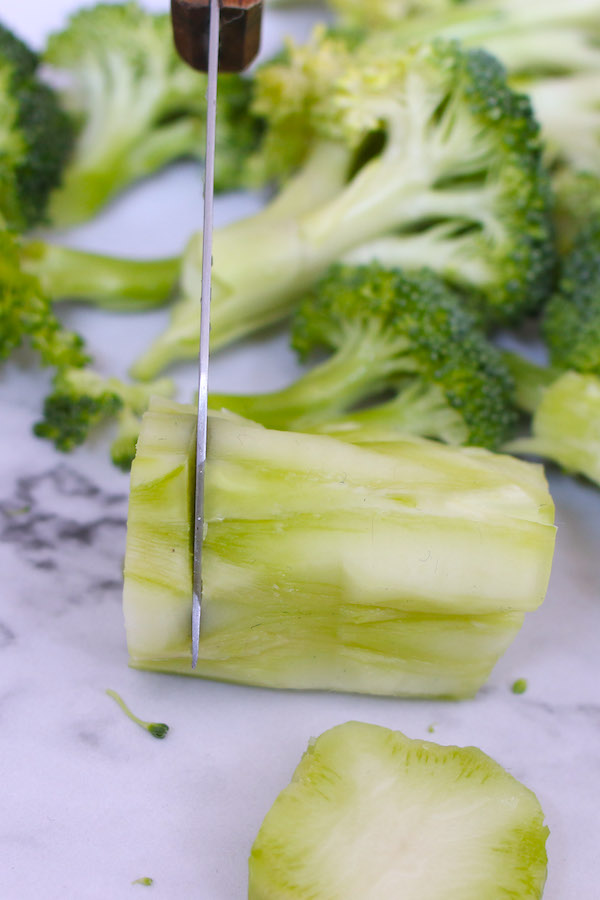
(504, 353, 600, 486)
(123, 397, 556, 697)
(21, 241, 179, 310)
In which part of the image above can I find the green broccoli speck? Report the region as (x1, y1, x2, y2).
(511, 678, 528, 695)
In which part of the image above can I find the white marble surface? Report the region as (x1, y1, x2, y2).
(2, 2, 600, 898)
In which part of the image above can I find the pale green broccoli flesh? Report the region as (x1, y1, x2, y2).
(248, 721, 549, 900)
(123, 398, 555, 698)
(507, 371, 600, 487)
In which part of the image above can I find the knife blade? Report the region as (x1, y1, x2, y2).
(191, 0, 220, 670)
(170, 0, 264, 668)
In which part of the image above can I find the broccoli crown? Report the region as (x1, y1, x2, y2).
(292, 264, 517, 448)
(0, 230, 87, 368)
(0, 24, 74, 229)
(0, 22, 38, 78)
(44, 2, 261, 223)
(543, 218, 600, 375)
(255, 34, 555, 321)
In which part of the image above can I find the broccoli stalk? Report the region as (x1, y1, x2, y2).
(208, 265, 516, 450)
(0, 22, 74, 229)
(33, 367, 175, 470)
(20, 240, 179, 311)
(131, 37, 554, 379)
(44, 2, 262, 226)
(123, 397, 556, 697)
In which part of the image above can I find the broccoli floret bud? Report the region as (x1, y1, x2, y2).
(0, 23, 74, 230)
(543, 218, 600, 374)
(34, 367, 175, 468)
(0, 231, 87, 369)
(210, 265, 516, 450)
(44, 1, 261, 226)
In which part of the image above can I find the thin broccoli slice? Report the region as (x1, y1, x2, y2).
(249, 722, 548, 899)
(209, 265, 517, 450)
(44, 2, 262, 226)
(33, 367, 175, 470)
(0, 230, 87, 370)
(123, 397, 555, 697)
(0, 22, 74, 229)
(132, 36, 554, 376)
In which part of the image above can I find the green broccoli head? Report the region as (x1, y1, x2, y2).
(543, 218, 600, 375)
(0, 230, 87, 369)
(34, 367, 175, 469)
(44, 1, 261, 226)
(0, 23, 74, 230)
(209, 264, 516, 449)
(255, 35, 555, 322)
(293, 264, 516, 448)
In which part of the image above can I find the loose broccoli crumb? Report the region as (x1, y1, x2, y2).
(512, 678, 528, 695)
(106, 689, 169, 740)
(132, 877, 154, 886)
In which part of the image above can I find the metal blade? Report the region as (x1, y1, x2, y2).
(192, 0, 220, 669)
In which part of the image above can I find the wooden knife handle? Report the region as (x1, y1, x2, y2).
(171, 0, 263, 73)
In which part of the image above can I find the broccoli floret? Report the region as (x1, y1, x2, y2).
(33, 367, 175, 470)
(543, 218, 600, 374)
(0, 22, 74, 229)
(44, 2, 262, 226)
(326, 1, 600, 176)
(209, 265, 516, 449)
(504, 356, 600, 488)
(0, 230, 87, 370)
(504, 221, 600, 486)
(132, 36, 554, 378)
